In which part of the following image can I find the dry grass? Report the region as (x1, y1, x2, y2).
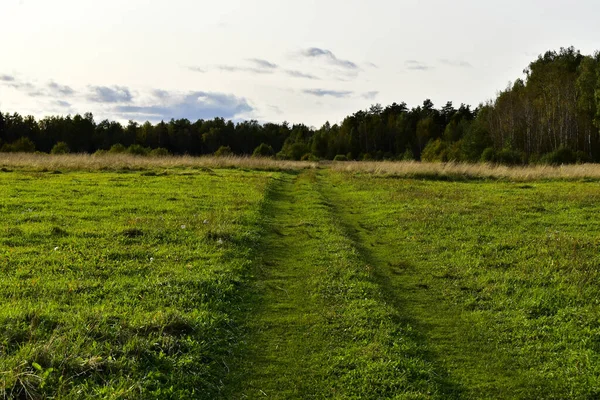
(329, 160, 600, 180)
(0, 153, 317, 171)
(2, 153, 600, 180)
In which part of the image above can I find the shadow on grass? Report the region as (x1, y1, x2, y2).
(317, 174, 465, 399)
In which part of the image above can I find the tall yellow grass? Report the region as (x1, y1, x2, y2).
(2, 153, 600, 180)
(329, 160, 600, 180)
(0, 153, 317, 171)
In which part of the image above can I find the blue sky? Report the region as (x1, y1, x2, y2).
(1, 0, 600, 126)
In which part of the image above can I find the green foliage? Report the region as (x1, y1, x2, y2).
(540, 146, 577, 165)
(149, 147, 170, 157)
(333, 154, 347, 161)
(401, 148, 415, 161)
(300, 153, 318, 161)
(0, 137, 36, 153)
(480, 147, 496, 162)
(252, 143, 275, 158)
(421, 139, 448, 162)
(126, 144, 150, 156)
(108, 143, 126, 154)
(50, 141, 70, 154)
(495, 148, 525, 165)
(92, 149, 107, 156)
(214, 145, 233, 157)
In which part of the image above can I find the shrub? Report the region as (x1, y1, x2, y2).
(252, 143, 275, 158)
(333, 154, 347, 162)
(495, 148, 524, 165)
(301, 153, 319, 161)
(127, 144, 150, 156)
(109, 143, 126, 154)
(93, 149, 107, 156)
(575, 151, 590, 164)
(421, 139, 447, 162)
(149, 147, 171, 157)
(401, 148, 415, 161)
(287, 143, 309, 160)
(362, 153, 374, 161)
(480, 147, 496, 162)
(0, 137, 36, 153)
(214, 146, 233, 157)
(540, 146, 576, 165)
(50, 142, 70, 154)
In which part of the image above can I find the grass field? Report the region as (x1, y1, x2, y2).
(1, 157, 600, 399)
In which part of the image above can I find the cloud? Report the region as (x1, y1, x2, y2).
(362, 91, 379, 100)
(365, 62, 379, 69)
(88, 86, 133, 103)
(216, 65, 275, 74)
(301, 48, 359, 70)
(1, 77, 43, 96)
(405, 60, 432, 71)
(114, 91, 253, 121)
(48, 81, 75, 96)
(439, 59, 473, 68)
(285, 70, 320, 80)
(1, 75, 77, 99)
(247, 58, 278, 70)
(303, 89, 353, 98)
(55, 100, 71, 108)
(152, 89, 170, 99)
(268, 105, 284, 115)
(189, 58, 278, 75)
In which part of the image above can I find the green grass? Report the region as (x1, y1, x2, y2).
(321, 171, 600, 399)
(225, 171, 450, 398)
(2, 165, 600, 399)
(0, 168, 277, 398)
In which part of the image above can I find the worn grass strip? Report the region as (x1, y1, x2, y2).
(227, 170, 451, 399)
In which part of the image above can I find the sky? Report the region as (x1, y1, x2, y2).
(1, 0, 600, 127)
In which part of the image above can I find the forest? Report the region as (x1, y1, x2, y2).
(2, 47, 600, 164)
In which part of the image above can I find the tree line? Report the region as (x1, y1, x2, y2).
(2, 47, 600, 164)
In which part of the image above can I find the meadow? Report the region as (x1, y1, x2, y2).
(1, 155, 600, 399)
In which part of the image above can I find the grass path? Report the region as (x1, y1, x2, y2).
(225, 170, 455, 399)
(229, 172, 333, 398)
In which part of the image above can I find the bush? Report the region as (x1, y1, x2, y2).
(127, 144, 150, 156)
(93, 149, 107, 156)
(286, 143, 309, 160)
(109, 143, 126, 154)
(0, 137, 36, 153)
(214, 146, 233, 157)
(495, 148, 524, 165)
(401, 148, 415, 161)
(333, 154, 347, 162)
(575, 151, 590, 164)
(421, 139, 447, 162)
(480, 147, 496, 162)
(50, 142, 70, 154)
(149, 147, 170, 157)
(540, 146, 576, 165)
(252, 143, 275, 158)
(362, 153, 374, 161)
(300, 153, 319, 161)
